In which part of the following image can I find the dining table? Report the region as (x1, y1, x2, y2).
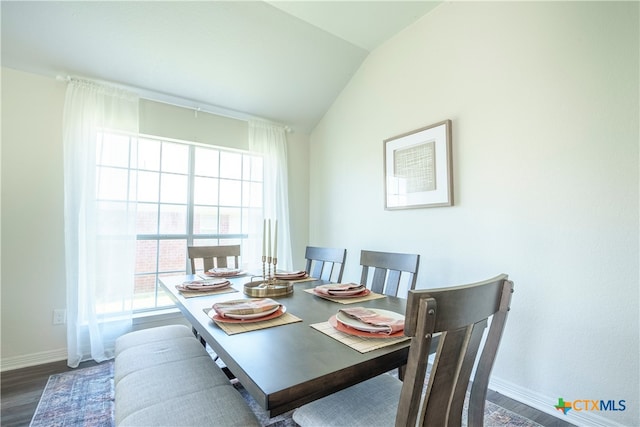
(160, 273, 411, 417)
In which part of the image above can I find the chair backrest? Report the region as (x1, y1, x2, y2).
(187, 245, 241, 274)
(359, 250, 420, 296)
(305, 246, 347, 282)
(396, 274, 514, 427)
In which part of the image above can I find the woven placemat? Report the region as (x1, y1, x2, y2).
(288, 276, 319, 284)
(303, 288, 386, 304)
(204, 308, 302, 335)
(177, 286, 239, 298)
(247, 276, 318, 284)
(310, 321, 409, 353)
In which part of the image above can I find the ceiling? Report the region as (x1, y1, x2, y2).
(1, 1, 440, 133)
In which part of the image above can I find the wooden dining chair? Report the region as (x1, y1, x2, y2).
(359, 250, 420, 296)
(187, 245, 241, 274)
(186, 244, 241, 353)
(292, 274, 514, 427)
(305, 246, 347, 282)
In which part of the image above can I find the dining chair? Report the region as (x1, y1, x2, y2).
(305, 246, 347, 282)
(359, 250, 420, 296)
(187, 244, 241, 274)
(292, 274, 514, 427)
(186, 244, 241, 351)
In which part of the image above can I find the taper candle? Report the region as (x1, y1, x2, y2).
(273, 220, 278, 259)
(262, 219, 266, 257)
(267, 219, 272, 259)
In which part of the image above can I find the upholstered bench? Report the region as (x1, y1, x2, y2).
(114, 324, 260, 426)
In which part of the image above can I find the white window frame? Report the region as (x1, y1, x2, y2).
(96, 132, 263, 314)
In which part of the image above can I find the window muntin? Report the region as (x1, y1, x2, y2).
(96, 133, 262, 313)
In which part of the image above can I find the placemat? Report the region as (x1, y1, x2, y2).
(303, 288, 386, 304)
(204, 308, 302, 335)
(289, 276, 319, 284)
(177, 286, 239, 298)
(246, 276, 318, 284)
(198, 273, 247, 280)
(310, 321, 409, 353)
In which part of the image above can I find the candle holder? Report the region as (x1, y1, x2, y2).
(244, 256, 293, 297)
(248, 217, 290, 296)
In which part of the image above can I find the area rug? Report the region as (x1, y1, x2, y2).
(30, 362, 114, 427)
(31, 361, 542, 427)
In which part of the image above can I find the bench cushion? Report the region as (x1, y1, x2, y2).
(115, 324, 193, 356)
(114, 325, 260, 427)
(119, 386, 261, 426)
(114, 336, 219, 384)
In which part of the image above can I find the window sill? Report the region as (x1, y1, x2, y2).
(132, 307, 184, 326)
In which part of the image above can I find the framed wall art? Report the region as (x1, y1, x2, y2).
(384, 119, 452, 209)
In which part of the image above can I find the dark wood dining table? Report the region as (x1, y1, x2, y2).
(160, 274, 410, 417)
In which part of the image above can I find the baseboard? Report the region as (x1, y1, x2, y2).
(1, 348, 67, 372)
(132, 309, 187, 329)
(489, 376, 629, 427)
(1, 311, 186, 373)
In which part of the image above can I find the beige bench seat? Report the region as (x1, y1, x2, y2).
(114, 325, 260, 426)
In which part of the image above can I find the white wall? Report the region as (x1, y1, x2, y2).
(1, 68, 68, 366)
(139, 99, 249, 150)
(0, 67, 310, 369)
(309, 2, 638, 426)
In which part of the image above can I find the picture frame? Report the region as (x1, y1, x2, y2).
(384, 119, 452, 209)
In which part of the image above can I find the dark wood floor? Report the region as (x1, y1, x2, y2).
(485, 389, 575, 427)
(1, 360, 574, 427)
(1, 360, 100, 427)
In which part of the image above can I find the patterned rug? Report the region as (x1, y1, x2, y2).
(31, 361, 542, 427)
(30, 362, 115, 427)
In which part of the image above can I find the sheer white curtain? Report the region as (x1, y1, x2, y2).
(249, 121, 293, 271)
(63, 80, 139, 367)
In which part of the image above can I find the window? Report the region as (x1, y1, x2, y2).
(96, 133, 263, 313)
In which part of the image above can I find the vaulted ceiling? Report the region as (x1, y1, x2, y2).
(1, 1, 440, 133)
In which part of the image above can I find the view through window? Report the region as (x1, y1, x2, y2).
(96, 133, 263, 313)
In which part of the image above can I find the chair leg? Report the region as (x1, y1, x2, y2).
(398, 364, 406, 381)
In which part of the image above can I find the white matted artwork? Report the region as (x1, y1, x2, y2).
(384, 120, 452, 209)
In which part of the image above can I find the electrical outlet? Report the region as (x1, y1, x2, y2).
(53, 309, 66, 325)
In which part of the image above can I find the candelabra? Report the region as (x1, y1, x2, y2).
(245, 217, 291, 297)
(261, 256, 279, 284)
(245, 256, 291, 297)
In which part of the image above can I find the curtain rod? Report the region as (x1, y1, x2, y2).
(56, 74, 292, 133)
